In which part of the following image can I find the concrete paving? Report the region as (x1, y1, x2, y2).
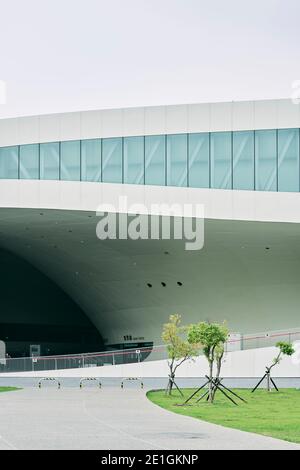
(0, 387, 299, 450)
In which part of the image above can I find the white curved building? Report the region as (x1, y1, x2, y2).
(1, 98, 300, 356)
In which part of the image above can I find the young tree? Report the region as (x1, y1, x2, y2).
(162, 314, 197, 395)
(188, 322, 229, 403)
(266, 341, 295, 392)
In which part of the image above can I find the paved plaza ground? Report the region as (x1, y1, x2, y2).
(0, 385, 299, 450)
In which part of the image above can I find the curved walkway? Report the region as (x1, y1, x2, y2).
(0, 387, 299, 450)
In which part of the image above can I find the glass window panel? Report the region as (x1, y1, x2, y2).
(81, 139, 101, 182)
(278, 128, 299, 192)
(210, 132, 232, 189)
(0, 146, 18, 179)
(40, 142, 60, 180)
(255, 130, 277, 191)
(124, 136, 144, 184)
(233, 131, 254, 190)
(60, 140, 80, 181)
(145, 135, 165, 186)
(167, 134, 187, 187)
(102, 137, 122, 183)
(20, 144, 39, 179)
(188, 133, 209, 188)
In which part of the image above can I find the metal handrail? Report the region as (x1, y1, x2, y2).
(3, 327, 300, 362)
(1, 327, 300, 374)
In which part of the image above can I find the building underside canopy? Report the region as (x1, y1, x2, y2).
(0, 207, 300, 356)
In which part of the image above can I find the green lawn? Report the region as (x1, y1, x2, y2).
(0, 387, 21, 393)
(147, 388, 300, 444)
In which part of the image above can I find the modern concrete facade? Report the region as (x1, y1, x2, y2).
(1, 98, 300, 355)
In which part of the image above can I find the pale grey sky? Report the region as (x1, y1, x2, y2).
(1, 0, 300, 118)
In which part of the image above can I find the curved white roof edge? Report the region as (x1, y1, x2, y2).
(0, 98, 300, 147)
(1, 180, 300, 224)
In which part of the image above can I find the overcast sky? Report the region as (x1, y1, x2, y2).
(1, 0, 300, 118)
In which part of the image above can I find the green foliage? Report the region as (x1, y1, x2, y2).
(187, 321, 229, 403)
(187, 321, 229, 362)
(162, 314, 197, 361)
(276, 342, 295, 357)
(0, 387, 20, 393)
(162, 314, 198, 395)
(215, 341, 225, 361)
(271, 341, 295, 368)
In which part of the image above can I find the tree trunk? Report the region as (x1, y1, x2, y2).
(266, 353, 281, 392)
(168, 376, 174, 395)
(211, 356, 222, 402)
(208, 360, 214, 403)
(267, 372, 271, 392)
(166, 369, 175, 395)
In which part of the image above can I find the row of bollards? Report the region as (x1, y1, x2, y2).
(38, 377, 144, 389)
(121, 377, 144, 389)
(38, 377, 61, 389)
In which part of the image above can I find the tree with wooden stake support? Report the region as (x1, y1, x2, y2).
(187, 322, 229, 403)
(162, 314, 197, 396)
(252, 341, 295, 393)
(183, 321, 246, 406)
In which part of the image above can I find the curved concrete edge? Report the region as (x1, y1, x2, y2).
(0, 386, 299, 450)
(144, 388, 300, 450)
(1, 179, 300, 223)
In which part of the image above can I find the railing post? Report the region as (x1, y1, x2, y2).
(82, 355, 85, 369)
(112, 353, 115, 365)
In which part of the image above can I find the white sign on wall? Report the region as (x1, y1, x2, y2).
(227, 333, 242, 352)
(0, 340, 6, 365)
